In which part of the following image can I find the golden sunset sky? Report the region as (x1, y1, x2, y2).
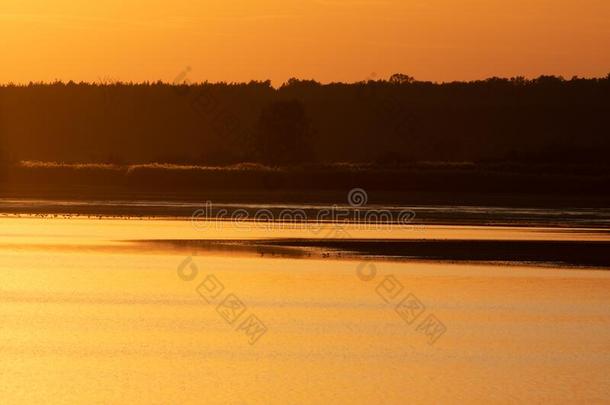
(1, 0, 609, 85)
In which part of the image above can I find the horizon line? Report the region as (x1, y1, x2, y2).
(2, 73, 610, 89)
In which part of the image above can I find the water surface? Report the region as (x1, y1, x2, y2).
(1, 217, 609, 404)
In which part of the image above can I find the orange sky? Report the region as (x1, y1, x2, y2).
(1, 0, 609, 85)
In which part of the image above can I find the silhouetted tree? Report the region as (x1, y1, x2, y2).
(1, 75, 610, 166)
(253, 99, 313, 165)
(389, 73, 415, 84)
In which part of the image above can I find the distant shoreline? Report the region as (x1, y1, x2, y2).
(131, 238, 610, 269)
(3, 162, 610, 209)
(2, 197, 610, 229)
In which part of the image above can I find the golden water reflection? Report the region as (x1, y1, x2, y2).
(1, 217, 609, 404)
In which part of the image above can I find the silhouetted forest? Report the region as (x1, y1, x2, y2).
(1, 74, 609, 166)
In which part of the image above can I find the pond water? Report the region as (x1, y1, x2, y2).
(1, 216, 609, 404)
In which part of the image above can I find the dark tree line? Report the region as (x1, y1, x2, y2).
(1, 74, 609, 167)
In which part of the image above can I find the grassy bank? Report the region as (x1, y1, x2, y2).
(3, 161, 610, 207)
